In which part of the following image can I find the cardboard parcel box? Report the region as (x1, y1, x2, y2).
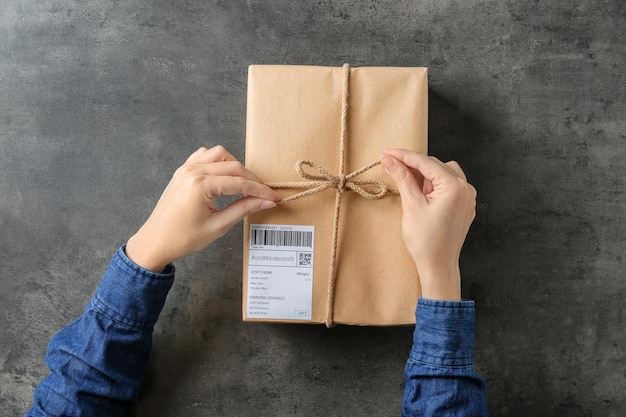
(243, 64, 428, 326)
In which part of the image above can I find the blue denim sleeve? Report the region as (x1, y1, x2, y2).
(402, 298, 488, 417)
(25, 246, 175, 417)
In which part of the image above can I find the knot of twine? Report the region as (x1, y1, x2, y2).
(269, 159, 391, 203)
(266, 64, 398, 328)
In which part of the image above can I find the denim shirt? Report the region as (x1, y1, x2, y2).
(25, 247, 488, 416)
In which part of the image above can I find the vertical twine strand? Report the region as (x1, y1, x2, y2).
(325, 63, 352, 328)
(265, 64, 398, 327)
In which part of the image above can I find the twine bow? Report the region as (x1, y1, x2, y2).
(269, 159, 391, 203)
(266, 64, 398, 328)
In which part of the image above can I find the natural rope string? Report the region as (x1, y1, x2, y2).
(266, 64, 398, 328)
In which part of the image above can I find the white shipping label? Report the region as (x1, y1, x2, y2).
(247, 224, 314, 320)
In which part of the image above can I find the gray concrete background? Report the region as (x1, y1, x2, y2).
(1, 0, 624, 416)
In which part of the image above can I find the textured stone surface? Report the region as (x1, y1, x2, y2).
(1, 1, 624, 415)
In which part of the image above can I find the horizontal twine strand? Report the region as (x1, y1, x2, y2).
(267, 159, 399, 204)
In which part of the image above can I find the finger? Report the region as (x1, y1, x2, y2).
(185, 147, 209, 163)
(444, 161, 467, 181)
(423, 178, 434, 196)
(209, 196, 276, 238)
(379, 155, 425, 204)
(192, 161, 265, 184)
(189, 145, 238, 164)
(382, 149, 456, 184)
(205, 175, 281, 201)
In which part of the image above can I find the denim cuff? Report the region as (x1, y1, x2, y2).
(90, 246, 175, 331)
(410, 298, 476, 368)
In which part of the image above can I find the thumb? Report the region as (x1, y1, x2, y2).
(211, 197, 277, 237)
(380, 155, 425, 203)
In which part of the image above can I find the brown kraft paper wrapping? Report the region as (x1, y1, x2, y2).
(243, 64, 428, 326)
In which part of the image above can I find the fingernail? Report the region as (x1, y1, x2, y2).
(380, 155, 395, 173)
(260, 200, 277, 210)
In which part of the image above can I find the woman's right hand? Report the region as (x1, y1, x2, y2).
(380, 149, 477, 301)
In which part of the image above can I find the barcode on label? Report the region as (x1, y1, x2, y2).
(251, 229, 313, 248)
